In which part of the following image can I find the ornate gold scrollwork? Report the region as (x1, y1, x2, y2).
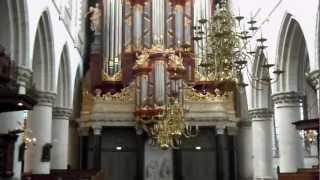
(94, 86, 134, 103)
(184, 87, 233, 102)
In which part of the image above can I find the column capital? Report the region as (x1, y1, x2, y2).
(52, 107, 72, 120)
(308, 70, 320, 89)
(36, 91, 56, 106)
(271, 91, 304, 105)
(249, 108, 273, 120)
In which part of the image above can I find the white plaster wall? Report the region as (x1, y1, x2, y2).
(229, 0, 319, 109)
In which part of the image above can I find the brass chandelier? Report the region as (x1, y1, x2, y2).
(149, 98, 198, 150)
(193, 0, 284, 88)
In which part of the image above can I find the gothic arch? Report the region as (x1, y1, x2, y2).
(55, 44, 72, 108)
(0, 0, 29, 66)
(31, 10, 56, 92)
(251, 50, 272, 109)
(275, 13, 309, 92)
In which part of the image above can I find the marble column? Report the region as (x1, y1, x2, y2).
(26, 91, 56, 174)
(249, 108, 273, 180)
(0, 66, 32, 179)
(272, 91, 304, 172)
(51, 107, 72, 170)
(237, 120, 253, 180)
(216, 126, 229, 180)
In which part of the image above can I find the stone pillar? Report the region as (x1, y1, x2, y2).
(272, 91, 304, 172)
(216, 126, 229, 180)
(26, 91, 56, 174)
(51, 107, 72, 170)
(238, 121, 253, 180)
(249, 108, 273, 180)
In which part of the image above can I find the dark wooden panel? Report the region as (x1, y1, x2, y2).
(84, 128, 144, 180)
(175, 128, 217, 180)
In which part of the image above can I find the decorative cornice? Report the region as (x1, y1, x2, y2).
(52, 107, 72, 120)
(36, 91, 56, 106)
(308, 70, 320, 89)
(271, 91, 304, 105)
(249, 108, 273, 120)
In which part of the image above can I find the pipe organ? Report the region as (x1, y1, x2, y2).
(102, 0, 215, 76)
(103, 0, 123, 75)
(81, 1, 242, 180)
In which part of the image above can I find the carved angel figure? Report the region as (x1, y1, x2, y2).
(85, 3, 102, 33)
